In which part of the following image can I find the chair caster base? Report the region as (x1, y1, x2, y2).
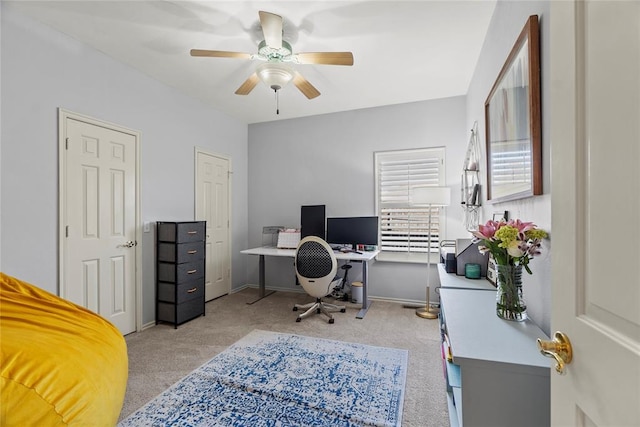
(293, 299, 345, 324)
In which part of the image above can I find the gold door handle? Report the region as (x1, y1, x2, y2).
(537, 331, 573, 375)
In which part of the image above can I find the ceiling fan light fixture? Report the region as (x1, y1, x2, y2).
(257, 40, 293, 62)
(256, 63, 294, 91)
(190, 10, 352, 103)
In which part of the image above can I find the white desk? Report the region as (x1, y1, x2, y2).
(437, 263, 496, 291)
(241, 246, 379, 319)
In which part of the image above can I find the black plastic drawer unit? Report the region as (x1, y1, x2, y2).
(155, 221, 206, 328)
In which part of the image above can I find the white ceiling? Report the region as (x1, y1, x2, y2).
(8, 0, 496, 124)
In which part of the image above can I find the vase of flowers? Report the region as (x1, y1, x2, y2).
(495, 263, 526, 320)
(472, 219, 548, 321)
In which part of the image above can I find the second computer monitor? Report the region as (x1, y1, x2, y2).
(301, 205, 326, 239)
(326, 216, 379, 249)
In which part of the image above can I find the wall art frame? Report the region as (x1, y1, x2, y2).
(484, 15, 542, 203)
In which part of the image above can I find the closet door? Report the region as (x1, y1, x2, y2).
(195, 149, 231, 301)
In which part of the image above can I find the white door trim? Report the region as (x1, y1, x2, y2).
(194, 147, 232, 295)
(58, 108, 142, 333)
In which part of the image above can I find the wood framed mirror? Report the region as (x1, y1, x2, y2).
(485, 15, 542, 203)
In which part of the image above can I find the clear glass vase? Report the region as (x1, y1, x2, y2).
(495, 264, 527, 321)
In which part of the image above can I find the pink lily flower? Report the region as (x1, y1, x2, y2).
(508, 219, 536, 233)
(472, 220, 500, 240)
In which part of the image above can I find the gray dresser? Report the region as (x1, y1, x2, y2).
(156, 221, 206, 328)
(438, 264, 550, 426)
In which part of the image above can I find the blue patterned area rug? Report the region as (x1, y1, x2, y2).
(119, 330, 407, 427)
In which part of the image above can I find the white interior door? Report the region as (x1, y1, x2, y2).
(195, 149, 231, 301)
(550, 1, 639, 425)
(60, 112, 139, 335)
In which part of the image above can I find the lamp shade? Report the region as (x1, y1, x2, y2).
(410, 185, 451, 206)
(257, 63, 294, 91)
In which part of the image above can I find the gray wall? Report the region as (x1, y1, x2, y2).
(0, 5, 249, 326)
(246, 0, 552, 334)
(466, 0, 551, 334)
(248, 97, 469, 303)
(1, 0, 553, 333)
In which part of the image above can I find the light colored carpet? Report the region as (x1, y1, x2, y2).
(119, 288, 449, 426)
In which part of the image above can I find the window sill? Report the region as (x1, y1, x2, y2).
(376, 252, 440, 264)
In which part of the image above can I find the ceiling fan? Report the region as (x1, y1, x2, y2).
(190, 11, 354, 101)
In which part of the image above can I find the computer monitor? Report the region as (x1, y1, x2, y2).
(326, 216, 379, 248)
(301, 205, 326, 239)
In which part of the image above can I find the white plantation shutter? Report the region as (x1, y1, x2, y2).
(375, 148, 446, 254)
(491, 140, 532, 186)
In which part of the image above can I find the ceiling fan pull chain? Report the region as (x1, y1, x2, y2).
(274, 88, 280, 115)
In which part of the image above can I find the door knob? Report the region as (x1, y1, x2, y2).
(119, 240, 136, 248)
(537, 331, 573, 374)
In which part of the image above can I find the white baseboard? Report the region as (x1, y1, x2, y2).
(141, 320, 156, 331)
(231, 284, 429, 306)
(232, 284, 306, 294)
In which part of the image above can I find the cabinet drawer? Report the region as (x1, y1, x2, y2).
(158, 241, 205, 263)
(157, 298, 204, 325)
(158, 260, 204, 283)
(157, 278, 204, 304)
(157, 221, 205, 243)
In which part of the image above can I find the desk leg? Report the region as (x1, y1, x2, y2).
(247, 254, 276, 305)
(356, 259, 372, 319)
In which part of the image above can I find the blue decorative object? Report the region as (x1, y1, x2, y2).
(119, 330, 408, 427)
(465, 263, 481, 279)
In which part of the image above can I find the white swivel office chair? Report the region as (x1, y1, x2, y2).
(293, 236, 346, 323)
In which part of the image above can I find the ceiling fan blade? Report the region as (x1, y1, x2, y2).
(190, 49, 251, 59)
(293, 72, 320, 99)
(259, 11, 282, 49)
(295, 52, 354, 66)
(235, 73, 260, 95)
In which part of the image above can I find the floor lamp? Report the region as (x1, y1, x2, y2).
(411, 185, 451, 319)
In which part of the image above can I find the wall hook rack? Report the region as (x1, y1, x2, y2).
(462, 121, 481, 231)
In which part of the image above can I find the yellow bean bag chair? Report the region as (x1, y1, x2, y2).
(1, 273, 128, 426)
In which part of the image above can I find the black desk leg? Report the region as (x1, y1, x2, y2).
(247, 254, 276, 305)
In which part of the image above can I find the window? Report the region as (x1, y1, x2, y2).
(374, 147, 446, 257)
